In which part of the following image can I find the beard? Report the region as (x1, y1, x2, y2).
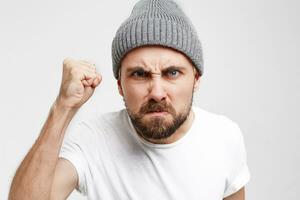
(125, 94, 193, 142)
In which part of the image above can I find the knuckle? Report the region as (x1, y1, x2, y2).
(86, 66, 96, 73)
(63, 57, 72, 66)
(88, 73, 97, 79)
(86, 63, 96, 70)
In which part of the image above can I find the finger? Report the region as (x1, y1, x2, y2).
(96, 73, 102, 82)
(82, 79, 89, 87)
(75, 70, 97, 81)
(84, 72, 101, 86)
(70, 66, 99, 84)
(86, 78, 94, 86)
(84, 74, 97, 84)
(92, 75, 102, 88)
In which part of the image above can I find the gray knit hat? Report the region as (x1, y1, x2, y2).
(111, 0, 203, 79)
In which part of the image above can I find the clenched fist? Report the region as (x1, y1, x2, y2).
(56, 58, 102, 110)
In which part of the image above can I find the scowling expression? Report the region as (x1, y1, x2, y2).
(118, 45, 200, 144)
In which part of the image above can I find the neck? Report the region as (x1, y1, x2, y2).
(144, 109, 195, 144)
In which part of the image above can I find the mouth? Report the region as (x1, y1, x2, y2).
(145, 111, 169, 116)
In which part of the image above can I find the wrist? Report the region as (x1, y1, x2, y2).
(52, 97, 79, 115)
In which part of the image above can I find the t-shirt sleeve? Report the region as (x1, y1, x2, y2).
(223, 121, 251, 198)
(58, 120, 88, 196)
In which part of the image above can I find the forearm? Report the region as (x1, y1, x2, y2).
(9, 100, 78, 200)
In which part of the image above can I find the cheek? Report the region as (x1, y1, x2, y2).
(168, 80, 194, 107)
(122, 84, 148, 111)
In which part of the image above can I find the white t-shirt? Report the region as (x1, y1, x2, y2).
(59, 106, 250, 200)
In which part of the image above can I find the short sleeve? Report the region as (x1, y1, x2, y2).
(59, 120, 88, 195)
(223, 122, 251, 198)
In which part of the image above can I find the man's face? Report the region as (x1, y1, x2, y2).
(118, 45, 200, 142)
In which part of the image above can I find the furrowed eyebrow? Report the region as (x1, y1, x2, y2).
(125, 66, 186, 75)
(126, 66, 151, 74)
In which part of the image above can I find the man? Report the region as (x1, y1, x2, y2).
(9, 0, 250, 199)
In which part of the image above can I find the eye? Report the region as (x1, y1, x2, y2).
(133, 71, 142, 76)
(131, 69, 149, 78)
(165, 69, 180, 78)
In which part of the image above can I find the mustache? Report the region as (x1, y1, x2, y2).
(139, 100, 176, 115)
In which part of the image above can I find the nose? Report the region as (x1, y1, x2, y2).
(147, 76, 167, 102)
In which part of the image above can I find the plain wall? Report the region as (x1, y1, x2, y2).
(1, 0, 299, 199)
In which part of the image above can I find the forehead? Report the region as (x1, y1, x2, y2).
(120, 45, 194, 71)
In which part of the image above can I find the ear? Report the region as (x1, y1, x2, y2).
(193, 70, 201, 92)
(117, 79, 124, 97)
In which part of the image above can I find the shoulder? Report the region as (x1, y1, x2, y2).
(192, 106, 244, 144)
(193, 106, 239, 128)
(64, 109, 128, 139)
(90, 109, 128, 131)
(192, 107, 250, 195)
(77, 109, 127, 128)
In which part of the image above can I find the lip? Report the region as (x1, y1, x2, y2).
(146, 111, 169, 116)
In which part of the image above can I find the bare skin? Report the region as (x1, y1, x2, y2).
(9, 47, 246, 199)
(224, 187, 245, 200)
(8, 58, 102, 200)
(119, 46, 246, 200)
(118, 46, 200, 145)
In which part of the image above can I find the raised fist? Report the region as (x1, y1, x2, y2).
(56, 58, 102, 110)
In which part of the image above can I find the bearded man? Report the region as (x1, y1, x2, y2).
(9, 0, 250, 199)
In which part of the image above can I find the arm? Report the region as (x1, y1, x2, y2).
(223, 187, 245, 200)
(50, 158, 79, 199)
(9, 58, 102, 200)
(9, 101, 78, 200)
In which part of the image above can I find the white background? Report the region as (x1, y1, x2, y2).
(1, 0, 299, 199)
